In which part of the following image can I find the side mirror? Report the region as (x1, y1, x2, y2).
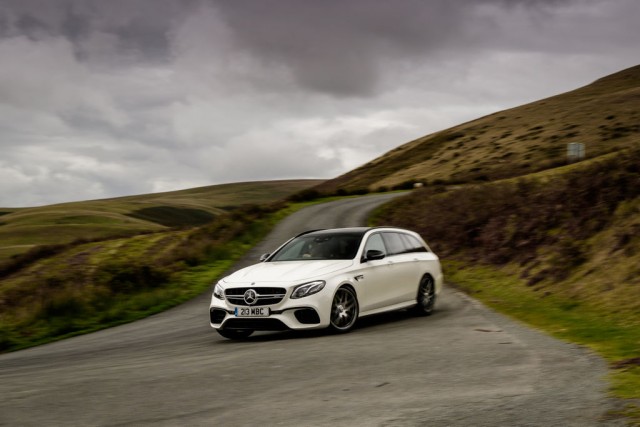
(259, 253, 270, 262)
(363, 249, 385, 262)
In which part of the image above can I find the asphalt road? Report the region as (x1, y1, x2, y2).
(0, 194, 623, 426)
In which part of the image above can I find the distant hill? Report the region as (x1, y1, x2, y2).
(315, 64, 640, 194)
(0, 180, 322, 261)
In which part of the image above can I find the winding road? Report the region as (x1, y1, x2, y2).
(0, 194, 623, 426)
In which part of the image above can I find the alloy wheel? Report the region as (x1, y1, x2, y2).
(330, 287, 359, 332)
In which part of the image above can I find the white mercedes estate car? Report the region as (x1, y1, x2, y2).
(210, 227, 443, 339)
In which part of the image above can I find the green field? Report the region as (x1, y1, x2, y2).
(0, 180, 322, 261)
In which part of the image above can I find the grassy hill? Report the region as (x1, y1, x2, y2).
(365, 65, 640, 418)
(0, 180, 322, 261)
(315, 64, 640, 194)
(0, 177, 323, 351)
(371, 144, 640, 416)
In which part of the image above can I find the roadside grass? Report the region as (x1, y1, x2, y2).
(445, 261, 640, 420)
(0, 199, 320, 352)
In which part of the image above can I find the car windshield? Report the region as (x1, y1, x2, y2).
(270, 233, 363, 261)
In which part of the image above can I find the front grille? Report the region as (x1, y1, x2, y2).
(210, 308, 227, 324)
(223, 318, 289, 331)
(225, 287, 287, 306)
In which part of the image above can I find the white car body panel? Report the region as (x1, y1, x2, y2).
(225, 260, 354, 283)
(209, 227, 444, 337)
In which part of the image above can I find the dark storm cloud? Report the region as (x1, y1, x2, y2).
(211, 0, 639, 97)
(0, 0, 639, 206)
(211, 0, 477, 96)
(1, 0, 632, 93)
(0, 0, 191, 63)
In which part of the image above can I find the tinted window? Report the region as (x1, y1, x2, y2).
(273, 239, 307, 260)
(399, 233, 428, 253)
(363, 233, 386, 255)
(271, 233, 362, 261)
(382, 232, 406, 256)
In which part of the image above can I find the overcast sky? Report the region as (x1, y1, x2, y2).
(0, 0, 638, 207)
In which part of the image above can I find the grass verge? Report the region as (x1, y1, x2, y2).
(444, 260, 640, 423)
(0, 200, 316, 353)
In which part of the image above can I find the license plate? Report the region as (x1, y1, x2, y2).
(234, 307, 269, 317)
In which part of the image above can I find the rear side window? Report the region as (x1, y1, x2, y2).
(400, 233, 428, 253)
(382, 232, 428, 255)
(382, 232, 406, 256)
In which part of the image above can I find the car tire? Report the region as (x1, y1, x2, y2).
(217, 329, 254, 340)
(412, 275, 436, 316)
(329, 286, 359, 333)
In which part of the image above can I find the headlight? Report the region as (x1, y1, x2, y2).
(213, 282, 225, 300)
(291, 280, 326, 299)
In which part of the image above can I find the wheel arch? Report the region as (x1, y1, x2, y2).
(418, 271, 438, 291)
(328, 282, 360, 332)
(337, 282, 358, 297)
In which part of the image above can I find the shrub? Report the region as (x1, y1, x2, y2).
(350, 188, 370, 196)
(0, 244, 67, 279)
(96, 263, 171, 294)
(39, 289, 88, 319)
(288, 189, 321, 202)
(0, 325, 18, 352)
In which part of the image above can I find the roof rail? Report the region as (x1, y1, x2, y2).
(368, 226, 404, 231)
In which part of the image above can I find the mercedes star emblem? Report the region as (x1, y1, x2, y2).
(243, 289, 258, 305)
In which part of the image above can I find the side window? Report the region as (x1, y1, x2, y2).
(382, 232, 406, 256)
(400, 233, 428, 253)
(363, 233, 386, 255)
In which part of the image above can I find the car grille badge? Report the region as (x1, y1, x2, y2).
(243, 289, 258, 305)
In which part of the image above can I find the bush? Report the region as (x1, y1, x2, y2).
(0, 244, 67, 279)
(97, 263, 171, 294)
(0, 325, 18, 352)
(288, 189, 321, 202)
(392, 180, 418, 191)
(41, 292, 87, 318)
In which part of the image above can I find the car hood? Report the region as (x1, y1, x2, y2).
(224, 260, 354, 284)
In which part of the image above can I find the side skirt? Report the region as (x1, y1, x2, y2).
(359, 301, 416, 318)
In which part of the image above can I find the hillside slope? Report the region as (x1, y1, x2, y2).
(374, 147, 640, 306)
(371, 145, 640, 407)
(366, 65, 640, 412)
(0, 180, 322, 261)
(315, 64, 640, 193)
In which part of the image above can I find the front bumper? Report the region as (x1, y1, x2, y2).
(209, 291, 333, 331)
(209, 306, 324, 331)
